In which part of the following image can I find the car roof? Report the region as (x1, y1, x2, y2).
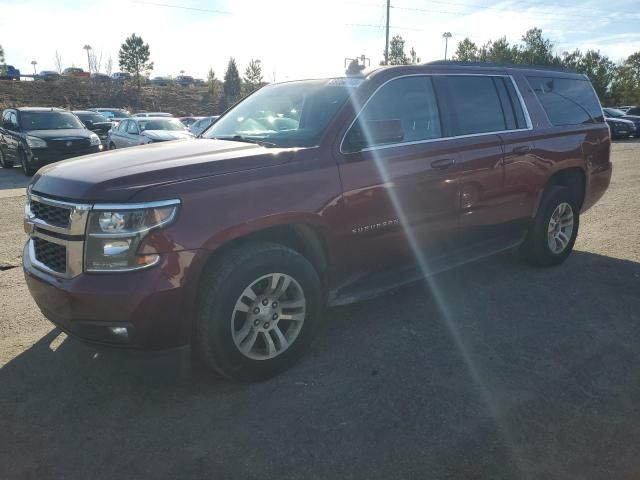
(73, 110, 104, 115)
(15, 107, 66, 112)
(132, 116, 176, 121)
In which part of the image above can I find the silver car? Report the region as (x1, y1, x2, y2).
(107, 117, 193, 149)
(189, 116, 219, 136)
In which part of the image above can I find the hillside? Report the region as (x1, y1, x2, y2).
(0, 79, 222, 116)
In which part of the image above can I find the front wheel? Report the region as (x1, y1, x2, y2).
(19, 150, 35, 176)
(195, 243, 323, 381)
(109, 142, 116, 150)
(521, 186, 579, 266)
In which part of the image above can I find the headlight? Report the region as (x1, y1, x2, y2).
(84, 199, 180, 272)
(26, 136, 47, 148)
(89, 133, 101, 146)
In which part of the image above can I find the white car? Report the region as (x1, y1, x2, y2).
(107, 117, 193, 149)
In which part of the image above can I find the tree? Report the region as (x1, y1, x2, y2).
(105, 56, 113, 76)
(54, 50, 64, 73)
(118, 33, 153, 88)
(223, 57, 242, 108)
(0, 45, 5, 77)
(610, 52, 640, 105)
(484, 37, 519, 64)
(387, 35, 409, 65)
(519, 28, 555, 65)
(243, 59, 263, 93)
(453, 38, 479, 61)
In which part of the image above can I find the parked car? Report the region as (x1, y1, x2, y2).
(133, 112, 173, 117)
(72, 110, 113, 146)
(22, 64, 611, 381)
(0, 65, 21, 80)
(89, 108, 131, 125)
(150, 76, 172, 86)
(603, 108, 640, 137)
(617, 106, 634, 113)
(621, 106, 640, 116)
(107, 117, 193, 149)
(111, 72, 130, 82)
(0, 107, 101, 175)
(189, 115, 219, 136)
(36, 70, 61, 82)
(194, 78, 206, 86)
(90, 72, 111, 83)
(62, 67, 90, 79)
(176, 75, 194, 87)
(179, 116, 204, 128)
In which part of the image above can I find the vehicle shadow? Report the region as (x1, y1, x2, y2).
(1, 250, 639, 479)
(0, 166, 30, 193)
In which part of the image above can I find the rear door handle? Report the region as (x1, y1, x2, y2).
(430, 158, 455, 169)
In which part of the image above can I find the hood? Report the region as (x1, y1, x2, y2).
(25, 128, 92, 140)
(621, 114, 640, 122)
(142, 130, 193, 141)
(30, 139, 297, 202)
(607, 118, 635, 125)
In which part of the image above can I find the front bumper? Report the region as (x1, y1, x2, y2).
(28, 145, 102, 166)
(23, 244, 203, 350)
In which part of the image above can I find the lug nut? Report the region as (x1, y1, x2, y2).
(272, 313, 279, 320)
(263, 322, 270, 329)
(253, 307, 260, 314)
(262, 299, 269, 306)
(254, 319, 260, 326)
(272, 302, 278, 308)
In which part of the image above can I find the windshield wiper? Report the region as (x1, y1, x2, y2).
(212, 135, 278, 148)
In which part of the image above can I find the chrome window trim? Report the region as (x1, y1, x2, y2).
(339, 73, 534, 155)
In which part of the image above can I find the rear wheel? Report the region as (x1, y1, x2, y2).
(0, 148, 13, 168)
(195, 242, 323, 381)
(521, 186, 579, 266)
(19, 150, 35, 176)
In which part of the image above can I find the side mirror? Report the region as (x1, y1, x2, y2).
(344, 119, 404, 153)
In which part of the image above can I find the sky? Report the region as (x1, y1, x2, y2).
(1, 0, 640, 81)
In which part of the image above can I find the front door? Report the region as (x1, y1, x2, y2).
(336, 75, 460, 280)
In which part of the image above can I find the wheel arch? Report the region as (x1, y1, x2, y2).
(534, 166, 586, 217)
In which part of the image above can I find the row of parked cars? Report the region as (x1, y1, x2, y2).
(603, 106, 640, 138)
(0, 106, 218, 175)
(32, 69, 203, 86)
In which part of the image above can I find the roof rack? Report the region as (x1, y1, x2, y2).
(425, 60, 578, 74)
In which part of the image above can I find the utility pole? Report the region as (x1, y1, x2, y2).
(31, 60, 37, 75)
(384, 0, 390, 65)
(442, 32, 452, 61)
(83, 44, 92, 73)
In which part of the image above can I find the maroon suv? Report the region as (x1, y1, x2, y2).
(23, 63, 611, 380)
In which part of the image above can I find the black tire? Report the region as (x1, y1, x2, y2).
(109, 142, 116, 150)
(0, 147, 14, 168)
(19, 150, 35, 176)
(521, 186, 579, 267)
(195, 242, 324, 381)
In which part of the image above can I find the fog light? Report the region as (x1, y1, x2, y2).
(109, 327, 129, 338)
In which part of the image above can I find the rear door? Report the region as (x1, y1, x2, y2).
(336, 75, 461, 277)
(4, 111, 21, 160)
(432, 74, 530, 254)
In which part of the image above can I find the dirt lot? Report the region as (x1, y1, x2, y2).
(1, 142, 639, 479)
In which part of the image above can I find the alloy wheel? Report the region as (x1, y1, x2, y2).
(231, 273, 306, 360)
(547, 202, 574, 254)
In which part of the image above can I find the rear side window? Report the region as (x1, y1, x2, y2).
(434, 75, 510, 136)
(527, 76, 604, 126)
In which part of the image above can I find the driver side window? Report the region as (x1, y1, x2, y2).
(127, 121, 139, 134)
(343, 76, 442, 153)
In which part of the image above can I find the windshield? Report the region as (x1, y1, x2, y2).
(77, 113, 109, 124)
(139, 119, 186, 131)
(97, 109, 130, 118)
(20, 111, 85, 130)
(604, 108, 625, 118)
(203, 80, 356, 147)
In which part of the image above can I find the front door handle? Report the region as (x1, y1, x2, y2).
(430, 158, 455, 169)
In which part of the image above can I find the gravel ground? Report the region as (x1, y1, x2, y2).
(0, 143, 639, 479)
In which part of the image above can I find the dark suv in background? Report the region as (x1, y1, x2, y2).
(23, 64, 611, 381)
(73, 110, 113, 147)
(0, 107, 102, 175)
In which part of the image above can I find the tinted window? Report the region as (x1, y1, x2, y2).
(19, 111, 85, 130)
(77, 113, 109, 124)
(527, 76, 604, 126)
(436, 75, 507, 136)
(626, 107, 640, 116)
(344, 76, 441, 151)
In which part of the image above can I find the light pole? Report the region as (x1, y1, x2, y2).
(31, 60, 37, 75)
(83, 44, 92, 73)
(442, 32, 452, 61)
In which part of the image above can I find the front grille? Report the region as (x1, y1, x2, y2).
(48, 138, 92, 153)
(33, 237, 67, 273)
(31, 200, 71, 228)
